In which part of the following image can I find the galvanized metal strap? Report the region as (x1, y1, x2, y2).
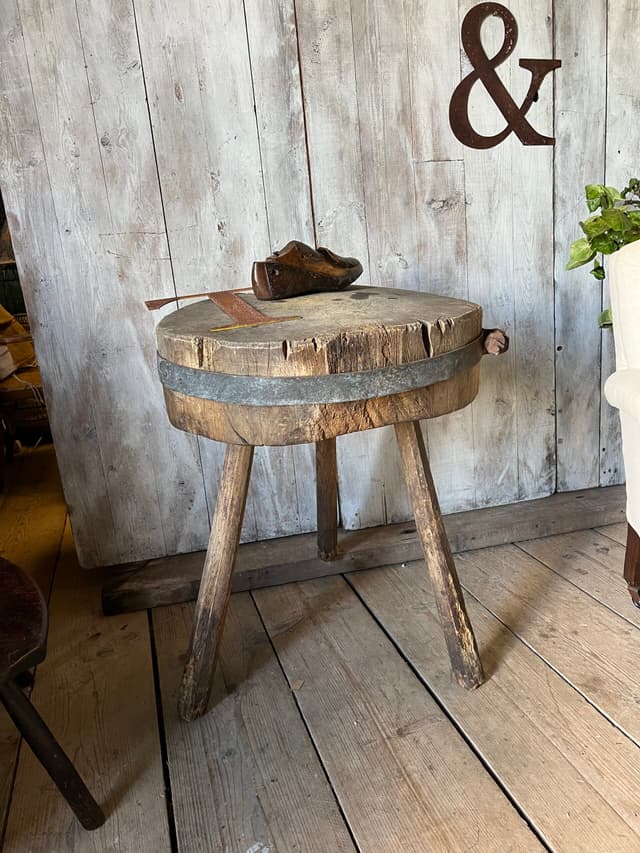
(157, 334, 484, 407)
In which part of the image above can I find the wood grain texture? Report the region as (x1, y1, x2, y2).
(509, 0, 556, 501)
(254, 576, 542, 852)
(596, 522, 628, 545)
(517, 528, 638, 625)
(156, 287, 482, 376)
(153, 594, 356, 853)
(0, 0, 629, 568)
(459, 0, 518, 508)
(231, 0, 319, 544)
(554, 0, 606, 491)
(455, 542, 640, 745)
(293, 0, 395, 534)
(340, 0, 422, 529)
(349, 558, 640, 851)
(2, 521, 171, 852)
(316, 438, 339, 559)
(406, 0, 463, 163)
(394, 420, 483, 688)
(415, 160, 477, 513)
(179, 443, 253, 720)
(7, 0, 210, 567)
(134, 0, 316, 546)
(162, 365, 480, 445)
(102, 483, 626, 614)
(0, 0, 118, 566)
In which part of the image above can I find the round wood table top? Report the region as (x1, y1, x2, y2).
(156, 286, 484, 445)
(157, 286, 482, 378)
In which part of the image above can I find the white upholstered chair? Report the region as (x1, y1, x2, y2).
(604, 239, 640, 605)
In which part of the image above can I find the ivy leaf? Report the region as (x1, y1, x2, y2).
(585, 184, 606, 212)
(599, 307, 613, 328)
(603, 186, 623, 207)
(601, 207, 629, 231)
(580, 215, 609, 238)
(566, 237, 597, 269)
(590, 261, 605, 280)
(590, 233, 619, 254)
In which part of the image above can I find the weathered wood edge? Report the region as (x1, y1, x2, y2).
(102, 485, 626, 615)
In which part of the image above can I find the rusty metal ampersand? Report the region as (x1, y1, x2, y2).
(449, 3, 561, 149)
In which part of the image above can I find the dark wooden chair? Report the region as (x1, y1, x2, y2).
(0, 557, 105, 829)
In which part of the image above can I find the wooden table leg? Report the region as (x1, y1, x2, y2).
(0, 679, 105, 829)
(624, 523, 640, 607)
(316, 437, 338, 560)
(394, 420, 484, 689)
(178, 443, 254, 721)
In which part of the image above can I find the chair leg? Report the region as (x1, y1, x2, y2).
(624, 523, 640, 608)
(394, 420, 484, 689)
(316, 438, 338, 560)
(0, 679, 105, 830)
(178, 443, 254, 721)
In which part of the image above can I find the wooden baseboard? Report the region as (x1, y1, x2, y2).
(102, 485, 626, 615)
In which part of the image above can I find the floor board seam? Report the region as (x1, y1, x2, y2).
(454, 574, 640, 757)
(342, 572, 554, 852)
(249, 589, 362, 853)
(147, 610, 180, 853)
(513, 536, 640, 632)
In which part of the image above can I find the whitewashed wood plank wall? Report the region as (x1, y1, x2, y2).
(0, 0, 632, 567)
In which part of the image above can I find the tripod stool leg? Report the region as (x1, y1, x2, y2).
(0, 679, 105, 829)
(394, 420, 484, 689)
(316, 438, 338, 560)
(178, 443, 254, 721)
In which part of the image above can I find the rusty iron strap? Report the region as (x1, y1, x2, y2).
(157, 335, 484, 407)
(145, 289, 298, 332)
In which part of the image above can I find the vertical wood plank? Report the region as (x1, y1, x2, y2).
(458, 0, 518, 506)
(73, 0, 212, 559)
(244, 0, 319, 539)
(350, 0, 418, 291)
(406, 0, 464, 163)
(600, 0, 639, 486)
(134, 0, 315, 543)
(133, 0, 265, 546)
(554, 0, 606, 491)
(408, 0, 476, 515)
(294, 0, 397, 532)
(509, 0, 556, 500)
(415, 160, 476, 512)
(460, 0, 555, 505)
(0, 0, 118, 565)
(9, 0, 211, 565)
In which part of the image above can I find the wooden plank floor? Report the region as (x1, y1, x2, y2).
(3, 447, 640, 851)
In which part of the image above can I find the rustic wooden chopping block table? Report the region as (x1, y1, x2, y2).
(157, 285, 488, 721)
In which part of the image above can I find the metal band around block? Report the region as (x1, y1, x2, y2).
(157, 335, 484, 407)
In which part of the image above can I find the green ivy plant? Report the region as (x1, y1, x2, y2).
(566, 178, 640, 327)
